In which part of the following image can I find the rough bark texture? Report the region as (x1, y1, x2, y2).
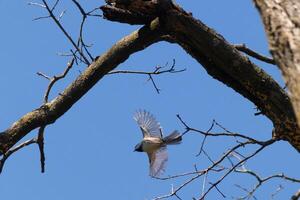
(1, 0, 300, 154)
(253, 0, 300, 140)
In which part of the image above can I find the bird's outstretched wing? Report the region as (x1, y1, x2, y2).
(147, 147, 168, 177)
(134, 110, 162, 138)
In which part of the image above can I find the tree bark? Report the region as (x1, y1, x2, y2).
(253, 0, 300, 140)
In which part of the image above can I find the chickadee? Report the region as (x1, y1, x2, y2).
(133, 110, 182, 177)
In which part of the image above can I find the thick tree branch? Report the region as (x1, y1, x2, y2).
(101, 5, 155, 25)
(0, 18, 165, 155)
(159, 7, 299, 151)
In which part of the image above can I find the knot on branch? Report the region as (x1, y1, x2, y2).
(100, 0, 174, 25)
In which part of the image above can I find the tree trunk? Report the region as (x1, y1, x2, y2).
(253, 0, 300, 143)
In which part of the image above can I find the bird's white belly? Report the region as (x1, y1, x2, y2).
(142, 138, 163, 153)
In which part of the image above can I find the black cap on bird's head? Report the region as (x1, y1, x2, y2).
(134, 142, 143, 152)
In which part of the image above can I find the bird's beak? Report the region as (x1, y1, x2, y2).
(134, 143, 143, 152)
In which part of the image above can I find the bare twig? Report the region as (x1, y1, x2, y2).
(0, 138, 37, 173)
(108, 59, 186, 75)
(37, 58, 75, 103)
(71, 0, 86, 16)
(28, 2, 46, 8)
(196, 120, 215, 156)
(234, 44, 275, 65)
(176, 115, 267, 144)
(271, 185, 283, 199)
(71, 0, 94, 61)
(87, 7, 102, 17)
(153, 172, 205, 200)
(201, 171, 208, 198)
(0, 125, 47, 174)
(37, 126, 46, 173)
(235, 184, 258, 200)
(108, 59, 186, 94)
(208, 181, 226, 198)
(234, 167, 300, 200)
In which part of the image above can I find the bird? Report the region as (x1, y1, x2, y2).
(133, 110, 182, 177)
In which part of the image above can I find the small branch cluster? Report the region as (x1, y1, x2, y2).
(152, 116, 300, 200)
(29, 0, 102, 65)
(234, 163, 300, 200)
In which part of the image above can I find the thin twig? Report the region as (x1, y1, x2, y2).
(108, 59, 186, 94)
(234, 168, 300, 199)
(234, 44, 275, 65)
(28, 2, 46, 8)
(42, 0, 90, 64)
(200, 140, 276, 199)
(37, 126, 46, 173)
(37, 58, 75, 103)
(176, 115, 269, 145)
(0, 138, 37, 173)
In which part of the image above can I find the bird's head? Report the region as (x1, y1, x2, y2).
(134, 142, 143, 152)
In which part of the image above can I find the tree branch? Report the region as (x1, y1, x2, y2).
(234, 43, 275, 65)
(108, 59, 186, 93)
(0, 18, 165, 155)
(0, 138, 37, 173)
(37, 58, 75, 103)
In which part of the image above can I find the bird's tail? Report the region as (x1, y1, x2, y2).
(163, 130, 182, 145)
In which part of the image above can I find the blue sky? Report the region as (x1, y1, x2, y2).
(0, 0, 299, 199)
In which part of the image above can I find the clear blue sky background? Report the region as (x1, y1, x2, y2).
(0, 0, 299, 199)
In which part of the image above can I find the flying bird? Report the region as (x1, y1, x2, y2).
(133, 110, 182, 177)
